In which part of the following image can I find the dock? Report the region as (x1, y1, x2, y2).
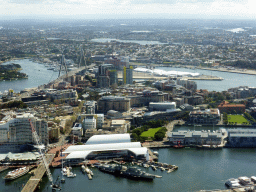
(21, 154, 55, 192)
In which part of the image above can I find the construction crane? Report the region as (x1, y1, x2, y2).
(29, 119, 61, 191)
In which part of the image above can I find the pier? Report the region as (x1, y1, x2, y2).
(21, 154, 55, 192)
(181, 75, 223, 81)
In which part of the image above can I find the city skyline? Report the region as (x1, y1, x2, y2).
(1, 0, 256, 20)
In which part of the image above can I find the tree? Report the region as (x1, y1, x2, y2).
(131, 133, 139, 141)
(154, 131, 165, 141)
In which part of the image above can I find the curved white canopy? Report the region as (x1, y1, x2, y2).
(64, 142, 141, 154)
(86, 134, 131, 145)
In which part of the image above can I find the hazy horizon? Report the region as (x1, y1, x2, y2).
(1, 0, 256, 20)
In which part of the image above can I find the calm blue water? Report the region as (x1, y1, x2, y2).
(0, 59, 61, 93)
(1, 59, 256, 93)
(157, 67, 256, 91)
(1, 147, 256, 192)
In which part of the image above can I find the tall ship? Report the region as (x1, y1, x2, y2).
(4, 166, 30, 181)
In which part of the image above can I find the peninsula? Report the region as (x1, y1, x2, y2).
(0, 63, 28, 81)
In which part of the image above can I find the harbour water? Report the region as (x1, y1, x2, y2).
(0, 59, 61, 93)
(1, 59, 255, 93)
(1, 146, 256, 192)
(157, 66, 256, 91)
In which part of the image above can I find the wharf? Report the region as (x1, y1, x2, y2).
(142, 141, 171, 148)
(49, 143, 71, 168)
(21, 154, 55, 192)
(181, 75, 223, 81)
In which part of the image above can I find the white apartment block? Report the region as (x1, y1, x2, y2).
(0, 113, 48, 145)
(82, 116, 97, 130)
(79, 114, 104, 130)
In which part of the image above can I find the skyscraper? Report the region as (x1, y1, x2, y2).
(123, 66, 133, 85)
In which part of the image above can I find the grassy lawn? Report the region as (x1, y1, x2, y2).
(141, 128, 162, 138)
(228, 115, 250, 124)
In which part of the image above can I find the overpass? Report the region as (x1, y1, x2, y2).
(21, 154, 55, 192)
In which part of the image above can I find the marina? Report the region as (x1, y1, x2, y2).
(1, 147, 256, 192)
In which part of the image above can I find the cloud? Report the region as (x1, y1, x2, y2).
(8, 0, 45, 4)
(1, 0, 255, 19)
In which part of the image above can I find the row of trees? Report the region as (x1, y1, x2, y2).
(223, 112, 228, 124)
(244, 112, 256, 123)
(0, 101, 27, 109)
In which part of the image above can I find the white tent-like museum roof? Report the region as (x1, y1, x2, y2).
(64, 142, 141, 154)
(65, 147, 148, 160)
(64, 134, 148, 160)
(85, 134, 131, 145)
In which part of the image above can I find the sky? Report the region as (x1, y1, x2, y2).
(1, 0, 256, 20)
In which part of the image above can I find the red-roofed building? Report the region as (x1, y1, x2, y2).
(218, 101, 245, 114)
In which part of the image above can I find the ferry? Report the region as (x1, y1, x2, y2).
(4, 166, 30, 181)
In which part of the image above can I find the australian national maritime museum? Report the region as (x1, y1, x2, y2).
(63, 134, 149, 163)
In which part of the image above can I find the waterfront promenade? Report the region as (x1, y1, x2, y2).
(21, 154, 55, 192)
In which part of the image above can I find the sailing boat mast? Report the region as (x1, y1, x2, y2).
(61, 148, 65, 183)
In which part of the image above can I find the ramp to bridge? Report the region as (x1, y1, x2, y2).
(21, 154, 55, 192)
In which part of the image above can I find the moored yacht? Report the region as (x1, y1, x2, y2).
(225, 178, 241, 188)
